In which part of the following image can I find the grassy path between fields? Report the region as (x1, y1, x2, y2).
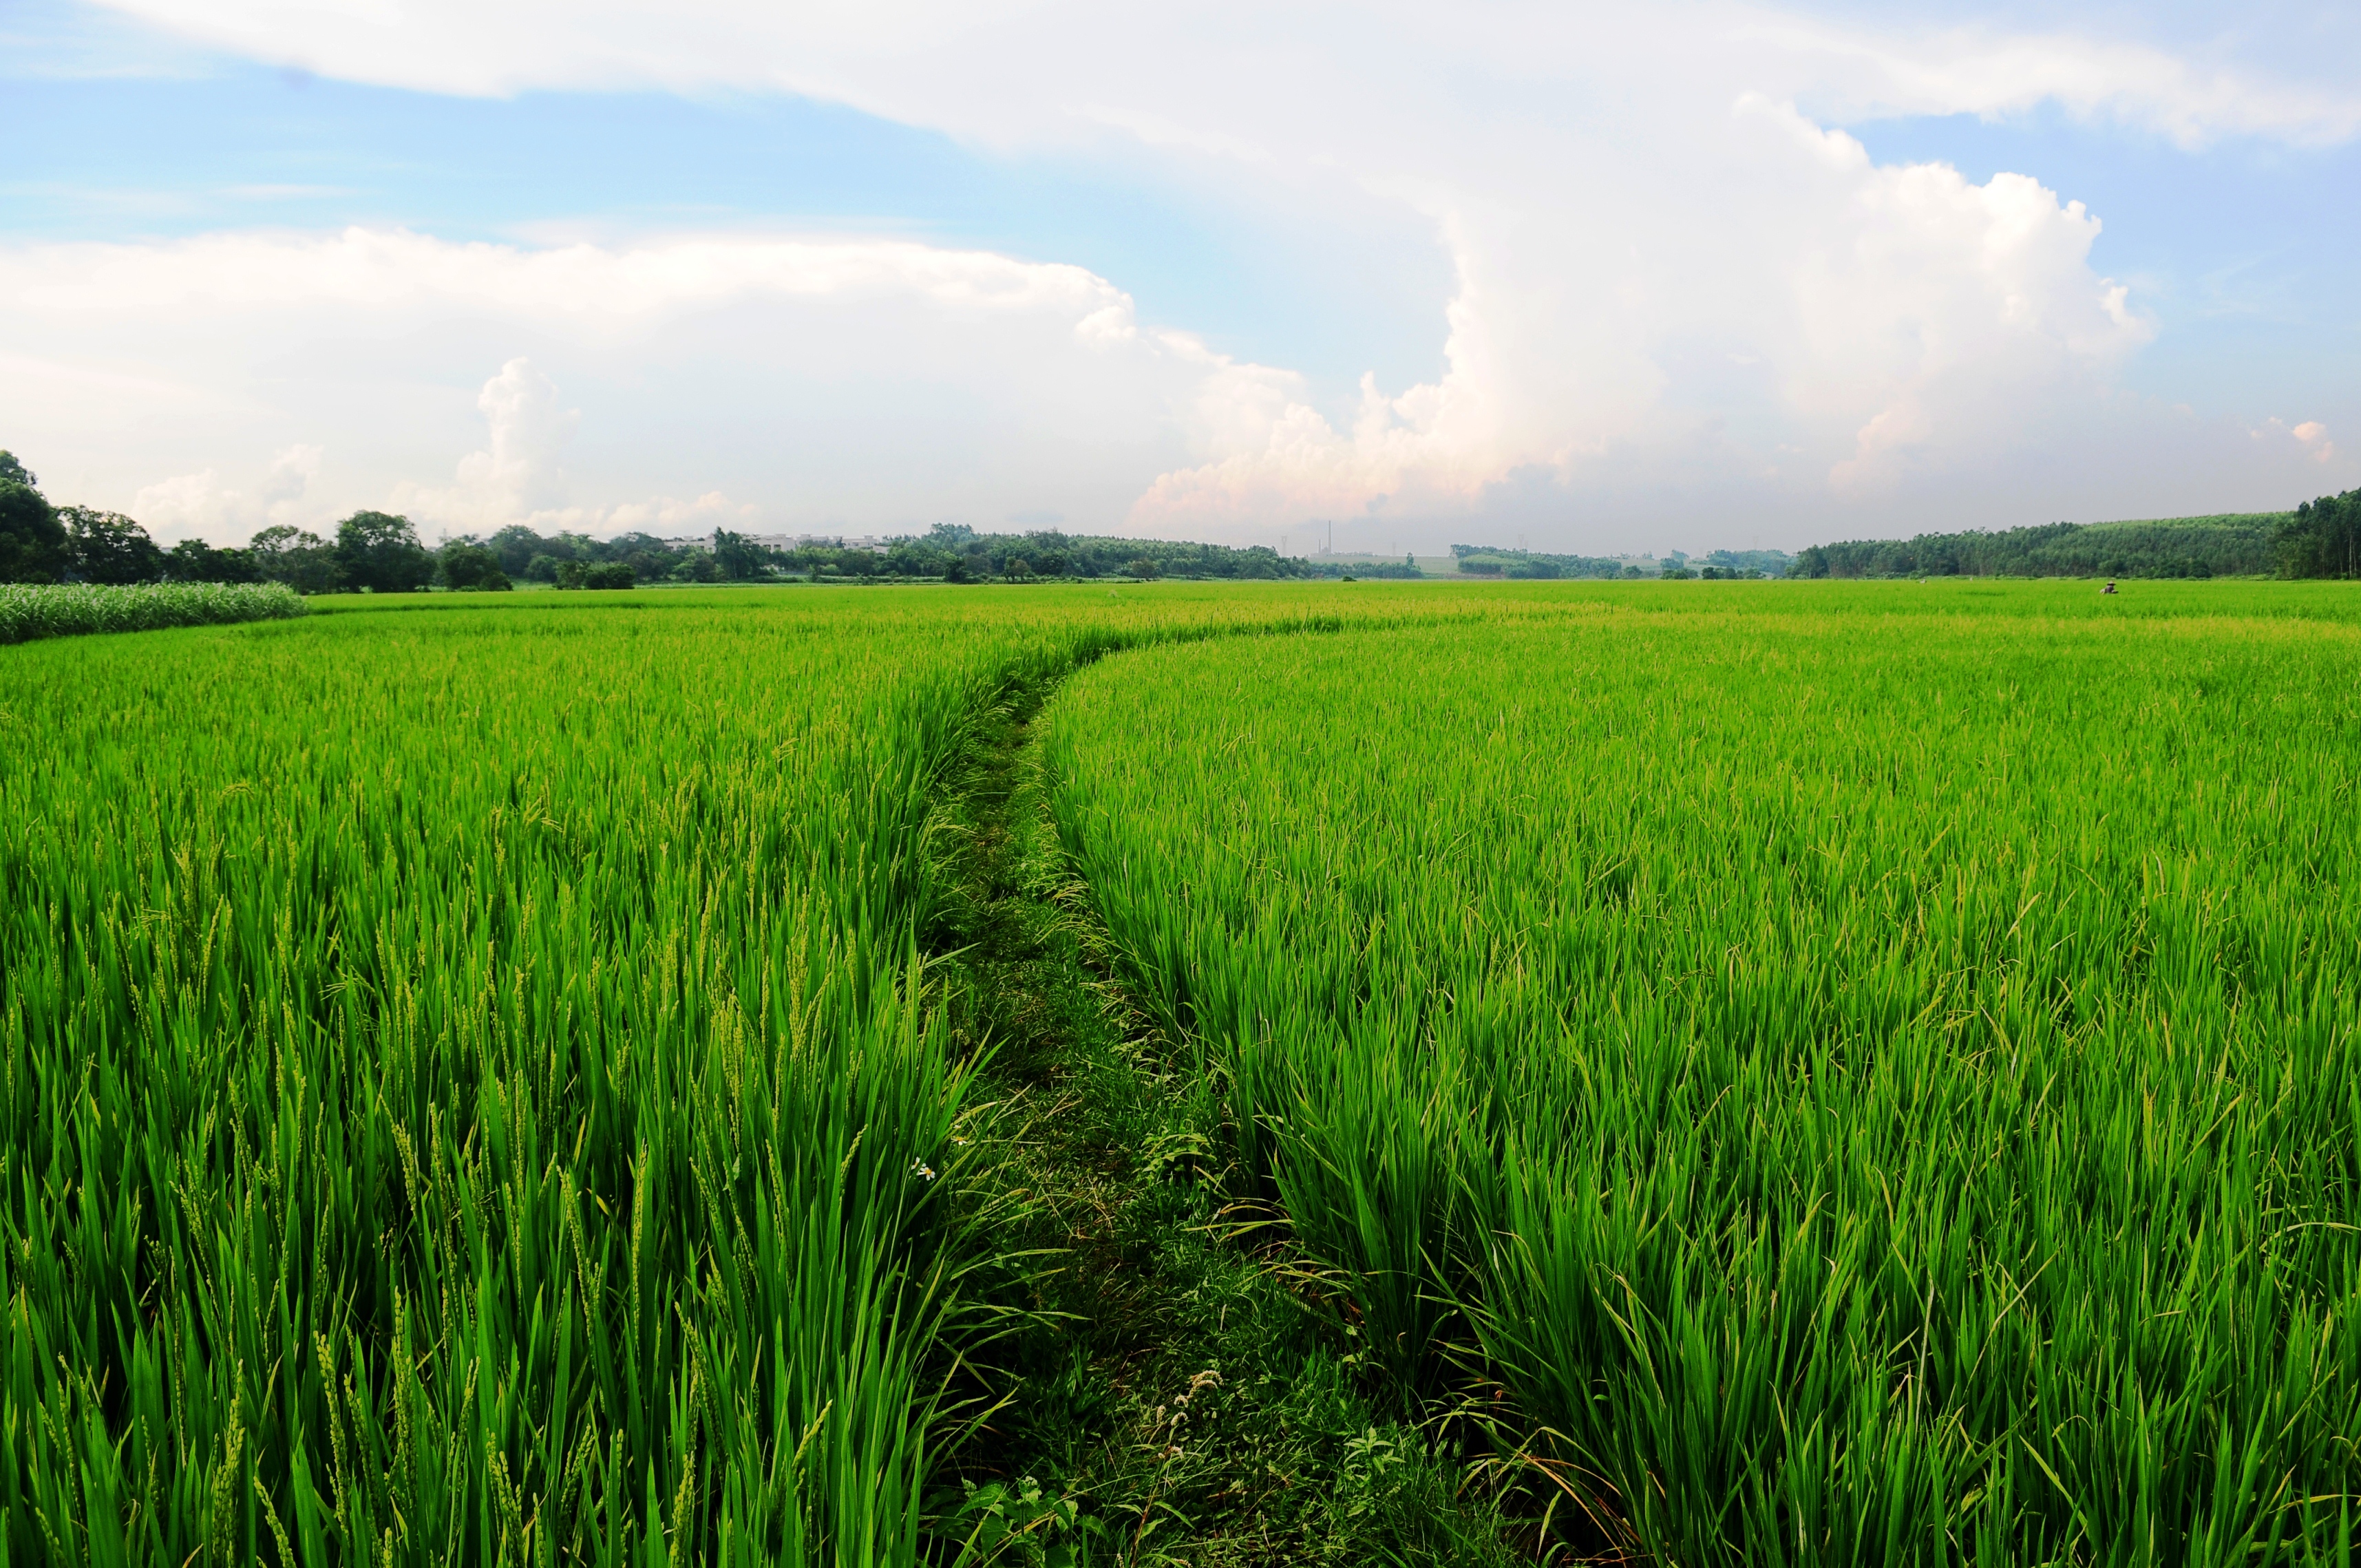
(920, 670, 1519, 1568)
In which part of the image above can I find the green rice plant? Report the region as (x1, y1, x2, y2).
(0, 580, 1534, 1564)
(0, 580, 307, 644)
(0, 592, 1026, 1565)
(21, 573, 2347, 1562)
(1044, 581, 2361, 1564)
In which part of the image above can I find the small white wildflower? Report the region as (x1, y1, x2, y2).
(912, 1161, 937, 1182)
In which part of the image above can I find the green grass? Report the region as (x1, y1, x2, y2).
(0, 582, 1510, 1565)
(1, 592, 1016, 1565)
(1043, 580, 2361, 1564)
(8, 578, 2355, 1564)
(0, 581, 306, 644)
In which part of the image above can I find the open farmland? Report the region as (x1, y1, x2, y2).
(1044, 581, 2361, 1563)
(0, 582, 1496, 1566)
(3, 579, 2358, 1565)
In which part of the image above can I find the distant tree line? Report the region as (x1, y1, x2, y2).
(2271, 490, 2361, 579)
(0, 462, 1337, 591)
(1790, 516, 2285, 580)
(0, 454, 505, 593)
(474, 525, 750, 588)
(1697, 549, 1794, 578)
(1305, 555, 1426, 579)
(863, 525, 1305, 582)
(1447, 544, 1793, 580)
(478, 524, 1320, 584)
(1452, 544, 1632, 579)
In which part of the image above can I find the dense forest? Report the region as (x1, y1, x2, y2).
(1790, 513, 2289, 579)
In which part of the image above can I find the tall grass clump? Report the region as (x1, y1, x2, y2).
(0, 580, 308, 644)
(1045, 580, 2361, 1563)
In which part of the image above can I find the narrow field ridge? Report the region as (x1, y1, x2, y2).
(921, 659, 1518, 1565)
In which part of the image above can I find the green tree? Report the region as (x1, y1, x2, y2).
(162, 538, 262, 584)
(59, 507, 166, 584)
(2272, 491, 2361, 579)
(438, 538, 505, 591)
(334, 510, 435, 593)
(485, 524, 548, 578)
(0, 460, 66, 584)
(250, 525, 347, 594)
(711, 528, 770, 581)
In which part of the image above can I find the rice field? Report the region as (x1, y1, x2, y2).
(3, 579, 2356, 1564)
(1044, 581, 2361, 1564)
(0, 582, 1492, 1566)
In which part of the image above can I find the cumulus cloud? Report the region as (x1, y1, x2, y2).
(443, 357, 577, 521)
(0, 228, 1208, 542)
(22, 1, 2361, 542)
(1123, 99, 2157, 529)
(131, 442, 324, 538)
(2254, 416, 2338, 467)
(392, 357, 760, 536)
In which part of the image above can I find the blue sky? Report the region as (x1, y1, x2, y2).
(3, 0, 2356, 551)
(3, 52, 1458, 397)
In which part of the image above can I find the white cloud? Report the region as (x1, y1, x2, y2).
(86, 1, 2361, 150)
(22, 2, 2361, 542)
(1733, 19, 2361, 149)
(130, 441, 324, 538)
(1126, 99, 2157, 527)
(449, 357, 575, 519)
(392, 357, 761, 536)
(262, 443, 322, 507)
(129, 469, 237, 536)
(2255, 416, 2338, 468)
(6, 225, 1132, 322)
(0, 229, 1208, 541)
